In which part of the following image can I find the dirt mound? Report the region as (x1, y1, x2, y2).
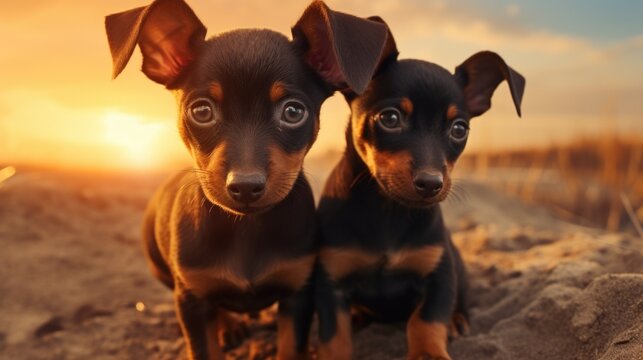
(0, 169, 641, 359)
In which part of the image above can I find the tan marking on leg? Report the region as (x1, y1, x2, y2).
(206, 316, 224, 360)
(319, 247, 381, 281)
(446, 104, 459, 121)
(276, 315, 307, 360)
(317, 309, 352, 360)
(270, 81, 286, 102)
(209, 82, 223, 103)
(400, 97, 414, 114)
(387, 245, 444, 276)
(407, 305, 451, 360)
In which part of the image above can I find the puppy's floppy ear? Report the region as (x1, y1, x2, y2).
(292, 1, 398, 94)
(454, 51, 525, 117)
(105, 0, 207, 87)
(366, 15, 399, 70)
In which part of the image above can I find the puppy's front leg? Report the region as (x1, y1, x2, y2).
(316, 268, 352, 360)
(406, 251, 457, 360)
(175, 289, 223, 360)
(276, 284, 315, 360)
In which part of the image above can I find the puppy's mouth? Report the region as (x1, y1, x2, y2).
(227, 203, 274, 215)
(202, 190, 280, 216)
(200, 183, 291, 216)
(376, 178, 451, 208)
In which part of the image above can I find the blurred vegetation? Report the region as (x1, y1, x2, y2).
(457, 136, 643, 235)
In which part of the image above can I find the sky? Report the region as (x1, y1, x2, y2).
(0, 0, 641, 171)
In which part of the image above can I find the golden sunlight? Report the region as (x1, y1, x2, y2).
(101, 111, 165, 169)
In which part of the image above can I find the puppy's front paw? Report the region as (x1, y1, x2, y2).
(217, 311, 250, 350)
(249, 341, 276, 360)
(411, 355, 452, 360)
(449, 312, 470, 338)
(407, 320, 451, 360)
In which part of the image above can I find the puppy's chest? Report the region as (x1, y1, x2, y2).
(178, 254, 315, 298)
(320, 245, 444, 282)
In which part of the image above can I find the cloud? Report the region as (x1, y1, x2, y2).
(506, 4, 521, 17)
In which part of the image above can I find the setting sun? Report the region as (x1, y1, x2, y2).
(102, 111, 166, 169)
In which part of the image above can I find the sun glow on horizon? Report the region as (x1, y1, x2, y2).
(101, 111, 167, 169)
(0, 1, 641, 172)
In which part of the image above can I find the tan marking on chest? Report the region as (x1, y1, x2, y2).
(254, 255, 315, 289)
(319, 248, 381, 281)
(320, 245, 444, 281)
(386, 245, 444, 276)
(179, 255, 315, 298)
(317, 308, 352, 360)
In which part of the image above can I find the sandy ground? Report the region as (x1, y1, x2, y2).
(0, 166, 641, 359)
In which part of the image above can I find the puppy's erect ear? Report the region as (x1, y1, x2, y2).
(454, 51, 525, 118)
(292, 1, 398, 94)
(105, 0, 207, 87)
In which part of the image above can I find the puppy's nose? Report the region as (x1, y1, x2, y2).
(413, 172, 443, 198)
(226, 172, 266, 204)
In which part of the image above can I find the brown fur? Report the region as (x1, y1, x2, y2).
(366, 149, 423, 202)
(105, 1, 399, 358)
(265, 146, 307, 204)
(400, 97, 414, 114)
(276, 316, 307, 360)
(206, 316, 224, 360)
(449, 312, 470, 337)
(319, 248, 381, 281)
(179, 255, 315, 298)
(387, 245, 444, 276)
(320, 245, 445, 281)
(270, 81, 286, 102)
(317, 309, 352, 360)
(407, 306, 451, 360)
(209, 82, 223, 103)
(446, 104, 458, 121)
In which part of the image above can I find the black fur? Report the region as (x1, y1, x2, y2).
(315, 30, 525, 359)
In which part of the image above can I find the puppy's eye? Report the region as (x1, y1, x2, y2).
(279, 100, 308, 128)
(450, 119, 469, 142)
(376, 108, 403, 132)
(187, 98, 217, 126)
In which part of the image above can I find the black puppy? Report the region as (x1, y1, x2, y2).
(315, 31, 525, 359)
(104, 1, 394, 359)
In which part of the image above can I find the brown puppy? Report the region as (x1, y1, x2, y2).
(315, 24, 526, 359)
(104, 1, 394, 359)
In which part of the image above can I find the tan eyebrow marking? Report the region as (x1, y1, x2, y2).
(447, 104, 459, 120)
(209, 82, 223, 102)
(400, 97, 414, 114)
(270, 81, 286, 102)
